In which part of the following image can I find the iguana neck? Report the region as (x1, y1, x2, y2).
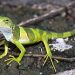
(12, 26, 20, 40)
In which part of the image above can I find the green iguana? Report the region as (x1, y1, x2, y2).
(0, 16, 74, 72)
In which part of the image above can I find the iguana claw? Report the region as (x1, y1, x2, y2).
(5, 55, 21, 65)
(43, 54, 48, 65)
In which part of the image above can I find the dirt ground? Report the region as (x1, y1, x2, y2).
(0, 0, 75, 75)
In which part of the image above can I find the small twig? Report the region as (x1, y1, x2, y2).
(0, 47, 75, 62)
(18, 7, 65, 26)
(0, 48, 75, 62)
(18, 1, 75, 26)
(52, 56, 75, 62)
(10, 52, 75, 62)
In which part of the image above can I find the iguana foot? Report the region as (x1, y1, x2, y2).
(5, 55, 20, 65)
(44, 54, 56, 72)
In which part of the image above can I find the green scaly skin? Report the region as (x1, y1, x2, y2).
(0, 16, 74, 72)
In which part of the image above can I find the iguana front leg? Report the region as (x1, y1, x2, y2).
(0, 41, 8, 59)
(5, 40, 26, 65)
(42, 38, 56, 72)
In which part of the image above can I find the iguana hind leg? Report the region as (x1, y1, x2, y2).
(42, 38, 56, 72)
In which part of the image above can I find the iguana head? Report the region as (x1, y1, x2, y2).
(0, 16, 15, 29)
(0, 16, 15, 41)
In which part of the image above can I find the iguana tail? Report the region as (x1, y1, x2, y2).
(47, 29, 75, 39)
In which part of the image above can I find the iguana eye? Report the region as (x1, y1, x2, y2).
(5, 19, 9, 22)
(5, 19, 9, 21)
(4, 19, 9, 23)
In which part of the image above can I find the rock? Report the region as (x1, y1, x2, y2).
(52, 69, 75, 75)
